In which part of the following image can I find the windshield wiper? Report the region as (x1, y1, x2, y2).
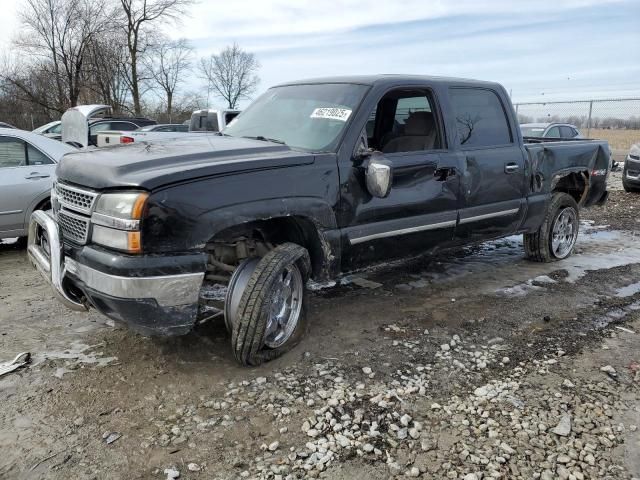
(241, 135, 286, 145)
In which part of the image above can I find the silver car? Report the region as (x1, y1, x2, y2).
(0, 128, 75, 242)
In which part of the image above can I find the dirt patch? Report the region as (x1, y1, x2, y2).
(1, 187, 640, 479)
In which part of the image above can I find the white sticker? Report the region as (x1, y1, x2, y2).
(310, 107, 352, 122)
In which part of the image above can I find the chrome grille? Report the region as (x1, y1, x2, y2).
(56, 183, 97, 214)
(58, 210, 90, 244)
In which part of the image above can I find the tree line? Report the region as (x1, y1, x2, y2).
(0, 0, 260, 129)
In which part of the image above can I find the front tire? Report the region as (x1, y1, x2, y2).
(524, 192, 579, 262)
(623, 179, 640, 193)
(231, 243, 311, 366)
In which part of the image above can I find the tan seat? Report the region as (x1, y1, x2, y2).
(382, 112, 436, 154)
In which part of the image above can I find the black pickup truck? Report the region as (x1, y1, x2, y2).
(27, 75, 610, 365)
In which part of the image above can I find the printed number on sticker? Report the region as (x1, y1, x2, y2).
(310, 108, 352, 122)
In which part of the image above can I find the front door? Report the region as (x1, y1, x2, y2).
(339, 87, 460, 270)
(0, 135, 54, 235)
(448, 87, 527, 243)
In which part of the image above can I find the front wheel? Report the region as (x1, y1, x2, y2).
(623, 179, 640, 193)
(230, 243, 311, 366)
(524, 192, 579, 262)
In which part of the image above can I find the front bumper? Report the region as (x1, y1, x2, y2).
(624, 156, 640, 185)
(27, 210, 205, 336)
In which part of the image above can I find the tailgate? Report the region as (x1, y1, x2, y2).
(97, 131, 129, 148)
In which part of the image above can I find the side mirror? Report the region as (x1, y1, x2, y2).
(365, 151, 393, 198)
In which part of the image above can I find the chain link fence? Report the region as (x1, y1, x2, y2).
(514, 98, 640, 152)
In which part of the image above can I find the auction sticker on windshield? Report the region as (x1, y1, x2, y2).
(310, 107, 352, 122)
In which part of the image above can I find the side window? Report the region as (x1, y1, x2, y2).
(449, 88, 512, 147)
(111, 122, 137, 131)
(369, 89, 442, 154)
(0, 137, 27, 168)
(225, 112, 239, 124)
(545, 126, 561, 138)
(27, 145, 53, 165)
(89, 122, 113, 134)
(49, 123, 62, 134)
(559, 126, 577, 138)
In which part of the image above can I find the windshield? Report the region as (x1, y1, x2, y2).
(223, 83, 369, 152)
(520, 126, 546, 137)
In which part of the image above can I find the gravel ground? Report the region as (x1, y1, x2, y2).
(1, 181, 640, 480)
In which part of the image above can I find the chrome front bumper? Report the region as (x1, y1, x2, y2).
(27, 210, 204, 313)
(27, 210, 88, 311)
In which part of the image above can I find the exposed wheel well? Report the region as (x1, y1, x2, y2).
(552, 171, 589, 205)
(206, 216, 329, 281)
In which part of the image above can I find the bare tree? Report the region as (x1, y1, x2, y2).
(200, 43, 260, 109)
(8, 0, 114, 111)
(84, 32, 132, 113)
(118, 0, 194, 115)
(145, 37, 192, 122)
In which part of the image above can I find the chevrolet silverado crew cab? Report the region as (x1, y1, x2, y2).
(28, 75, 610, 366)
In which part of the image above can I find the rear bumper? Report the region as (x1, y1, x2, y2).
(27, 210, 205, 336)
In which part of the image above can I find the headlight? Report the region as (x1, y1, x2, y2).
(91, 191, 148, 253)
(94, 192, 148, 219)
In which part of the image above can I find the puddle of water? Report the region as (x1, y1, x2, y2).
(593, 301, 640, 329)
(616, 281, 640, 297)
(383, 229, 640, 296)
(34, 341, 117, 368)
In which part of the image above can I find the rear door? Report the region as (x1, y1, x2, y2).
(449, 87, 526, 242)
(0, 136, 55, 235)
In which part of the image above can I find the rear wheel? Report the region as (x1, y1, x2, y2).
(230, 243, 311, 366)
(524, 192, 579, 262)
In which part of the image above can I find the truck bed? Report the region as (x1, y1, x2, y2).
(523, 138, 610, 207)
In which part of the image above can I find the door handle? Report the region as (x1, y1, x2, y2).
(25, 173, 50, 180)
(434, 167, 456, 181)
(504, 163, 520, 174)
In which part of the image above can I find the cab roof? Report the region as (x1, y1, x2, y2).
(274, 74, 502, 89)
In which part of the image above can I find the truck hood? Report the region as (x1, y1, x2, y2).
(56, 135, 316, 190)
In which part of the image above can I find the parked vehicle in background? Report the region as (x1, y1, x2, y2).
(61, 105, 156, 148)
(137, 124, 189, 133)
(0, 128, 75, 242)
(28, 75, 610, 366)
(33, 121, 62, 140)
(0, 122, 17, 129)
(520, 123, 583, 139)
(189, 109, 240, 131)
(623, 142, 640, 192)
(96, 109, 239, 147)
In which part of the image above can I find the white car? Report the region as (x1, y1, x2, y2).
(33, 120, 63, 140)
(0, 128, 75, 242)
(96, 109, 241, 147)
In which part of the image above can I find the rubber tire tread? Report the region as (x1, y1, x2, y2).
(623, 179, 640, 193)
(232, 243, 310, 366)
(524, 192, 579, 263)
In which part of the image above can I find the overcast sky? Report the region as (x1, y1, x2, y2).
(1, 0, 639, 106)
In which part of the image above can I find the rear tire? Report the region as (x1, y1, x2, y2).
(231, 243, 311, 366)
(524, 192, 579, 262)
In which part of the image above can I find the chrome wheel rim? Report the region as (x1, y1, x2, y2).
(551, 207, 578, 259)
(264, 264, 303, 348)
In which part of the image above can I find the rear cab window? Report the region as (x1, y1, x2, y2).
(448, 88, 512, 147)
